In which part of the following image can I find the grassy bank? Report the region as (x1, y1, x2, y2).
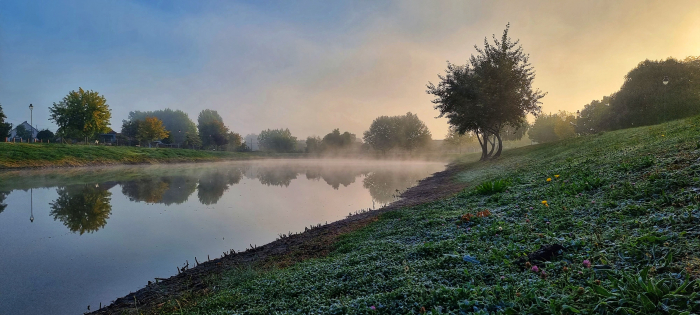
(0, 143, 301, 169)
(115, 116, 700, 314)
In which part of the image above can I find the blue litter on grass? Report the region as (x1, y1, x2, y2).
(463, 255, 480, 264)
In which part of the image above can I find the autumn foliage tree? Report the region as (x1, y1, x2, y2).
(427, 24, 545, 160)
(137, 117, 169, 147)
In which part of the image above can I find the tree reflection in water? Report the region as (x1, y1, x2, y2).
(120, 177, 198, 205)
(0, 191, 8, 214)
(49, 185, 112, 234)
(363, 171, 428, 205)
(197, 168, 243, 205)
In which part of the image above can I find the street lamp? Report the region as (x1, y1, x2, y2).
(662, 76, 670, 122)
(29, 104, 33, 143)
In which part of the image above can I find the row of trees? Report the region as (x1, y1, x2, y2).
(121, 109, 243, 150)
(306, 129, 358, 154)
(529, 56, 700, 144)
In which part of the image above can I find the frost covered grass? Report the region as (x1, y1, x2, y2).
(161, 116, 700, 314)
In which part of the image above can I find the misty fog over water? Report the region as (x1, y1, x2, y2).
(0, 159, 444, 315)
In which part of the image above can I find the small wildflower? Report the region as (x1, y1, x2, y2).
(546, 221, 551, 225)
(591, 200, 596, 204)
(563, 266, 569, 272)
(546, 178, 552, 182)
(538, 233, 544, 238)
(515, 292, 521, 297)
(541, 200, 548, 205)
(583, 260, 591, 268)
(554, 175, 560, 178)
(525, 219, 530, 223)
(525, 262, 532, 268)
(531, 265, 539, 273)
(498, 226, 503, 231)
(578, 287, 585, 294)
(595, 279, 601, 285)
(500, 275, 505, 280)
(662, 135, 665, 137)
(540, 270, 547, 279)
(420, 307, 426, 314)
(370, 306, 376, 310)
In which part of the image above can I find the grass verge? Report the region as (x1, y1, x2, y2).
(0, 143, 301, 169)
(113, 116, 700, 314)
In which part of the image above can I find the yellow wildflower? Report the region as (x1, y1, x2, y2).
(546, 178, 552, 182)
(554, 175, 560, 178)
(541, 200, 548, 205)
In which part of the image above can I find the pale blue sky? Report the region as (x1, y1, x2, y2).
(1, 0, 698, 138)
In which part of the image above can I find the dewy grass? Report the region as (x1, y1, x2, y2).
(161, 116, 700, 314)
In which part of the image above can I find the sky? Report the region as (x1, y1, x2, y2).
(1, 0, 699, 140)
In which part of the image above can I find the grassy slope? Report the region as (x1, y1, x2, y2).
(161, 117, 699, 314)
(0, 143, 296, 169)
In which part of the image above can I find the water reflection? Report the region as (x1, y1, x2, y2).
(197, 169, 243, 205)
(0, 160, 445, 314)
(0, 191, 8, 214)
(3, 160, 443, 234)
(50, 184, 113, 235)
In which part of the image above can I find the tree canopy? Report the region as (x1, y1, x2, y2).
(197, 109, 229, 149)
(0, 104, 11, 140)
(36, 129, 55, 142)
(137, 117, 170, 147)
(427, 24, 545, 160)
(363, 112, 432, 152)
(49, 87, 112, 143)
(128, 109, 197, 145)
(15, 125, 32, 140)
(258, 128, 297, 152)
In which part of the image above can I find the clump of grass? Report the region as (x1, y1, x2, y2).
(474, 178, 510, 195)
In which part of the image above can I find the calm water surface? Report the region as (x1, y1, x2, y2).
(0, 159, 445, 314)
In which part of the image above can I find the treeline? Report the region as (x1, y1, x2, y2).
(529, 56, 700, 143)
(121, 109, 244, 151)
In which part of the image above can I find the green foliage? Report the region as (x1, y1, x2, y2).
(474, 179, 510, 195)
(128, 109, 198, 145)
(36, 129, 55, 142)
(137, 117, 170, 146)
(528, 111, 577, 143)
(363, 112, 432, 152)
(0, 104, 11, 140)
(427, 24, 545, 160)
(258, 128, 298, 153)
(197, 109, 230, 149)
(49, 87, 112, 141)
(14, 125, 32, 140)
(576, 57, 700, 134)
(592, 267, 699, 314)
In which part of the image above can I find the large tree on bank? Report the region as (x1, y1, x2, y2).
(49, 88, 112, 144)
(427, 24, 545, 160)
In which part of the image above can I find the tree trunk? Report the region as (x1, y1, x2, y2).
(491, 132, 503, 159)
(476, 131, 488, 161)
(486, 133, 496, 158)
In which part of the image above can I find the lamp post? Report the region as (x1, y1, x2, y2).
(30, 189, 34, 222)
(662, 76, 669, 123)
(29, 104, 33, 143)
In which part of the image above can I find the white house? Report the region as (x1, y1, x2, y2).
(8, 121, 39, 140)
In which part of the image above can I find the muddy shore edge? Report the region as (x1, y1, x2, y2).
(88, 162, 468, 315)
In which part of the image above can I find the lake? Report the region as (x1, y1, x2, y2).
(0, 159, 445, 314)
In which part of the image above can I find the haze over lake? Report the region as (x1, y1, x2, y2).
(0, 159, 444, 315)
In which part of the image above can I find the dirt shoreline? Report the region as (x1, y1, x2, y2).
(88, 162, 469, 315)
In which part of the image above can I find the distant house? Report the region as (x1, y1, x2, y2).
(99, 129, 118, 144)
(8, 121, 39, 140)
